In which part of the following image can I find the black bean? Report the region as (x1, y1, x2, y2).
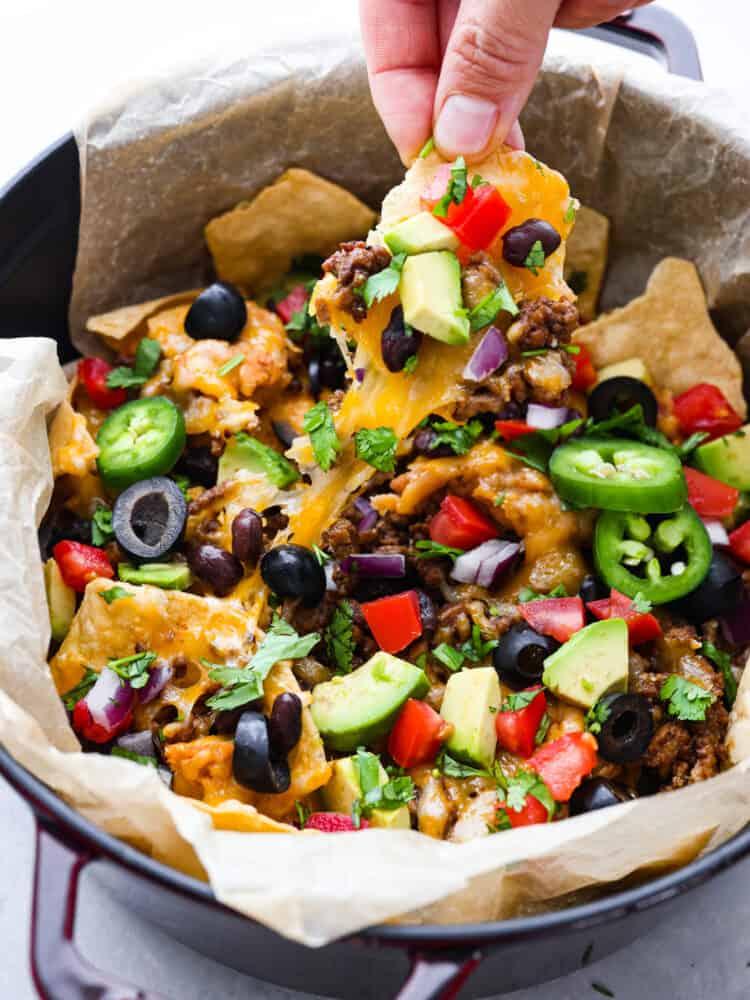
(188, 543, 243, 596)
(413, 428, 454, 458)
(175, 446, 218, 488)
(267, 692, 302, 755)
(231, 508, 263, 565)
(381, 306, 422, 373)
(416, 590, 437, 634)
(308, 358, 321, 399)
(502, 219, 561, 268)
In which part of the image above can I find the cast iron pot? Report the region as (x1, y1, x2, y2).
(0, 10, 736, 1000)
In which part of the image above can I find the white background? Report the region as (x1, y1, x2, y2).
(0, 2, 749, 998)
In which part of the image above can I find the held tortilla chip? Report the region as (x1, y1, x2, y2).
(205, 168, 376, 293)
(87, 290, 200, 354)
(564, 205, 610, 323)
(575, 258, 746, 417)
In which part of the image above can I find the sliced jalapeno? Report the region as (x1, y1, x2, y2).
(97, 397, 186, 491)
(594, 504, 712, 604)
(549, 436, 686, 513)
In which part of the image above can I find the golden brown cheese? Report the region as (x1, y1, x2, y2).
(48, 399, 98, 479)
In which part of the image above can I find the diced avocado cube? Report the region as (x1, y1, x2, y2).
(400, 251, 470, 346)
(542, 619, 628, 709)
(322, 756, 410, 829)
(384, 212, 460, 256)
(44, 558, 76, 643)
(694, 425, 750, 491)
(310, 652, 429, 752)
(118, 562, 192, 590)
(218, 433, 298, 489)
(595, 357, 652, 388)
(439, 666, 500, 770)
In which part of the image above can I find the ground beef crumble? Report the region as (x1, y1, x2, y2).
(321, 241, 391, 322)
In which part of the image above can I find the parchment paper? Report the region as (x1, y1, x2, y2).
(2, 23, 750, 947)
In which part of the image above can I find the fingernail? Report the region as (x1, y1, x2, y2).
(434, 95, 499, 156)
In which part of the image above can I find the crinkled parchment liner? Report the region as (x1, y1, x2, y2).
(2, 28, 750, 946)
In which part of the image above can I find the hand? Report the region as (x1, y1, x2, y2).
(360, 0, 651, 163)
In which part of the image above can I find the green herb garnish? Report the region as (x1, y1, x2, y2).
(99, 586, 130, 605)
(63, 668, 98, 711)
(702, 642, 737, 708)
(106, 338, 162, 389)
(111, 748, 158, 768)
(432, 156, 468, 218)
(363, 253, 406, 308)
(404, 354, 418, 375)
(428, 418, 483, 455)
(107, 651, 157, 690)
(659, 675, 716, 722)
(303, 401, 341, 472)
(325, 601, 355, 675)
(414, 540, 464, 562)
(354, 426, 398, 472)
(216, 354, 244, 377)
(418, 136, 435, 159)
(468, 282, 519, 330)
(91, 505, 114, 546)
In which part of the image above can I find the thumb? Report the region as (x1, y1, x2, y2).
(434, 0, 560, 159)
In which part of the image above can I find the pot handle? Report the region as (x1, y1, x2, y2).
(30, 815, 168, 1000)
(393, 950, 483, 1000)
(595, 7, 703, 80)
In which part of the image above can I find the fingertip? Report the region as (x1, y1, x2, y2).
(370, 68, 437, 165)
(504, 120, 525, 151)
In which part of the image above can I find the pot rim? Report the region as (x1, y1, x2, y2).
(3, 743, 750, 945)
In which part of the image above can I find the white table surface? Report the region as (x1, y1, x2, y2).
(1, 2, 748, 997)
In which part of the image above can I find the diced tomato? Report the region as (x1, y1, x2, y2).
(275, 284, 308, 325)
(529, 732, 598, 802)
(77, 357, 127, 410)
(447, 184, 511, 251)
(53, 540, 114, 593)
(304, 813, 369, 833)
(420, 164, 454, 211)
(72, 699, 133, 744)
(684, 467, 739, 519)
(519, 597, 585, 643)
(587, 587, 662, 645)
(388, 698, 448, 768)
(729, 520, 750, 564)
(428, 494, 498, 550)
(673, 383, 743, 441)
(495, 687, 547, 758)
(571, 345, 597, 392)
(494, 420, 534, 442)
(497, 794, 549, 828)
(361, 590, 423, 654)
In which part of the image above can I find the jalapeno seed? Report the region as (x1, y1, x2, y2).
(502, 219, 561, 268)
(231, 508, 263, 565)
(188, 543, 243, 596)
(184, 282, 247, 342)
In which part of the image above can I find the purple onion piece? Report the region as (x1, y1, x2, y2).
(702, 520, 730, 548)
(462, 326, 508, 382)
(340, 553, 406, 578)
(115, 730, 157, 758)
(85, 668, 136, 730)
(139, 663, 173, 705)
(355, 367, 366, 383)
(721, 599, 750, 645)
(451, 539, 520, 588)
(526, 403, 569, 430)
(354, 496, 379, 533)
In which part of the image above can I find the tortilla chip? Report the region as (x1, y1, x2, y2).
(726, 653, 750, 765)
(564, 205, 609, 323)
(87, 290, 200, 354)
(205, 169, 376, 293)
(192, 799, 297, 834)
(575, 258, 746, 417)
(48, 398, 99, 479)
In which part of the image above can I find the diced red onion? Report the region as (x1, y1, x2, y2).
(702, 520, 730, 547)
(721, 599, 750, 646)
(526, 403, 569, 430)
(139, 663, 173, 705)
(354, 497, 379, 533)
(340, 553, 406, 578)
(355, 367, 365, 383)
(116, 730, 157, 758)
(451, 540, 520, 588)
(85, 668, 136, 730)
(325, 561, 338, 592)
(462, 326, 508, 382)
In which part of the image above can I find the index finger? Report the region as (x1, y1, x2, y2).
(360, 0, 441, 163)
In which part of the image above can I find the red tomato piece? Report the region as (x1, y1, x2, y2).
(361, 590, 423, 654)
(586, 588, 662, 645)
(429, 494, 498, 550)
(519, 597, 585, 643)
(729, 520, 750, 564)
(495, 687, 547, 758)
(304, 813, 369, 833)
(53, 540, 114, 593)
(448, 185, 512, 251)
(529, 732, 598, 802)
(571, 345, 597, 392)
(388, 698, 448, 768)
(673, 383, 743, 441)
(494, 420, 535, 442)
(77, 357, 127, 410)
(72, 699, 133, 744)
(497, 794, 549, 828)
(275, 284, 308, 325)
(684, 467, 739, 519)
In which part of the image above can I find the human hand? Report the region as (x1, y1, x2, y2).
(360, 0, 652, 162)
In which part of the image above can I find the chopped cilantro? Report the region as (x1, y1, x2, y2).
(494, 493, 506, 507)
(677, 432, 709, 459)
(403, 354, 418, 375)
(471, 173, 488, 188)
(216, 354, 244, 377)
(437, 750, 490, 779)
(352, 748, 416, 818)
(433, 625, 497, 672)
(503, 415, 583, 473)
(206, 617, 320, 710)
(659, 675, 716, 722)
(433, 156, 468, 218)
(524, 239, 546, 275)
(363, 253, 406, 308)
(99, 586, 130, 605)
(532, 158, 546, 175)
(585, 699, 612, 735)
(702, 641, 737, 708)
(562, 344, 581, 355)
(518, 584, 568, 603)
(303, 401, 341, 472)
(91, 505, 114, 546)
(428, 418, 483, 455)
(106, 338, 162, 389)
(521, 349, 548, 358)
(535, 712, 551, 745)
(502, 689, 541, 712)
(107, 651, 156, 689)
(631, 592, 653, 613)
(312, 544, 331, 565)
(468, 282, 519, 330)
(295, 800, 311, 827)
(62, 668, 98, 711)
(111, 748, 158, 768)
(564, 199, 578, 224)
(355, 426, 398, 472)
(432, 643, 465, 672)
(414, 540, 464, 562)
(496, 768, 555, 820)
(418, 136, 435, 159)
(415, 652, 427, 671)
(325, 601, 355, 675)
(487, 808, 513, 833)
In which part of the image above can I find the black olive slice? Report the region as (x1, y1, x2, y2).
(260, 544, 326, 607)
(588, 376, 658, 427)
(112, 476, 187, 562)
(492, 624, 559, 689)
(671, 551, 743, 624)
(569, 778, 632, 816)
(233, 710, 291, 794)
(594, 693, 653, 764)
(185, 282, 247, 342)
